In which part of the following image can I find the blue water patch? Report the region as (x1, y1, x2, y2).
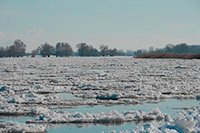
(47, 121, 142, 133)
(0, 86, 6, 91)
(0, 116, 33, 123)
(56, 93, 81, 100)
(52, 99, 200, 118)
(70, 68, 105, 72)
(24, 74, 37, 78)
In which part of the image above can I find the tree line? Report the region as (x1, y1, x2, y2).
(0, 39, 135, 57)
(31, 42, 73, 57)
(134, 43, 200, 56)
(1, 40, 199, 58)
(32, 42, 128, 57)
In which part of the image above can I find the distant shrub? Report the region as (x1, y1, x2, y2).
(135, 53, 200, 59)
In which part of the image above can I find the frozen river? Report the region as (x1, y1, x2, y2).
(0, 57, 200, 132)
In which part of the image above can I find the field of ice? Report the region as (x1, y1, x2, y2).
(0, 56, 200, 132)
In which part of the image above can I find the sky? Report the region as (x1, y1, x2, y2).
(0, 0, 200, 52)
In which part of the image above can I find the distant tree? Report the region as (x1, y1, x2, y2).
(88, 45, 100, 56)
(1, 40, 26, 57)
(134, 49, 142, 56)
(56, 42, 73, 57)
(11, 39, 26, 57)
(164, 44, 174, 52)
(154, 48, 163, 53)
(173, 43, 188, 53)
(76, 43, 90, 56)
(134, 43, 197, 55)
(100, 45, 125, 56)
(38, 42, 54, 57)
(3, 46, 10, 57)
(117, 50, 126, 56)
(76, 43, 100, 56)
(31, 49, 38, 57)
(189, 45, 200, 53)
(8, 45, 16, 57)
(108, 48, 118, 56)
(99, 44, 109, 56)
(0, 47, 5, 57)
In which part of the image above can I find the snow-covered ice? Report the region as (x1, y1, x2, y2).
(26, 108, 169, 124)
(0, 121, 46, 132)
(109, 105, 200, 133)
(1, 57, 200, 132)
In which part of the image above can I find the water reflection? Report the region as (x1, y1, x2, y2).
(0, 116, 33, 123)
(52, 99, 200, 118)
(56, 93, 80, 100)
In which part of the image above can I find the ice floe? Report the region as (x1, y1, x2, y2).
(26, 108, 170, 124)
(109, 105, 200, 133)
(0, 121, 46, 133)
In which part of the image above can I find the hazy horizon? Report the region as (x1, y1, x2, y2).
(0, 0, 200, 52)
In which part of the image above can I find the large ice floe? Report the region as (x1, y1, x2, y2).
(26, 108, 170, 124)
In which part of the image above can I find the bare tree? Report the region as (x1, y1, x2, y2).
(88, 45, 100, 56)
(8, 45, 16, 57)
(77, 43, 100, 56)
(4, 46, 10, 57)
(56, 42, 73, 57)
(0, 47, 5, 57)
(9, 39, 26, 57)
(38, 42, 54, 57)
(99, 44, 109, 56)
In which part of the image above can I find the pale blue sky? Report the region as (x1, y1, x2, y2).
(0, 0, 200, 51)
